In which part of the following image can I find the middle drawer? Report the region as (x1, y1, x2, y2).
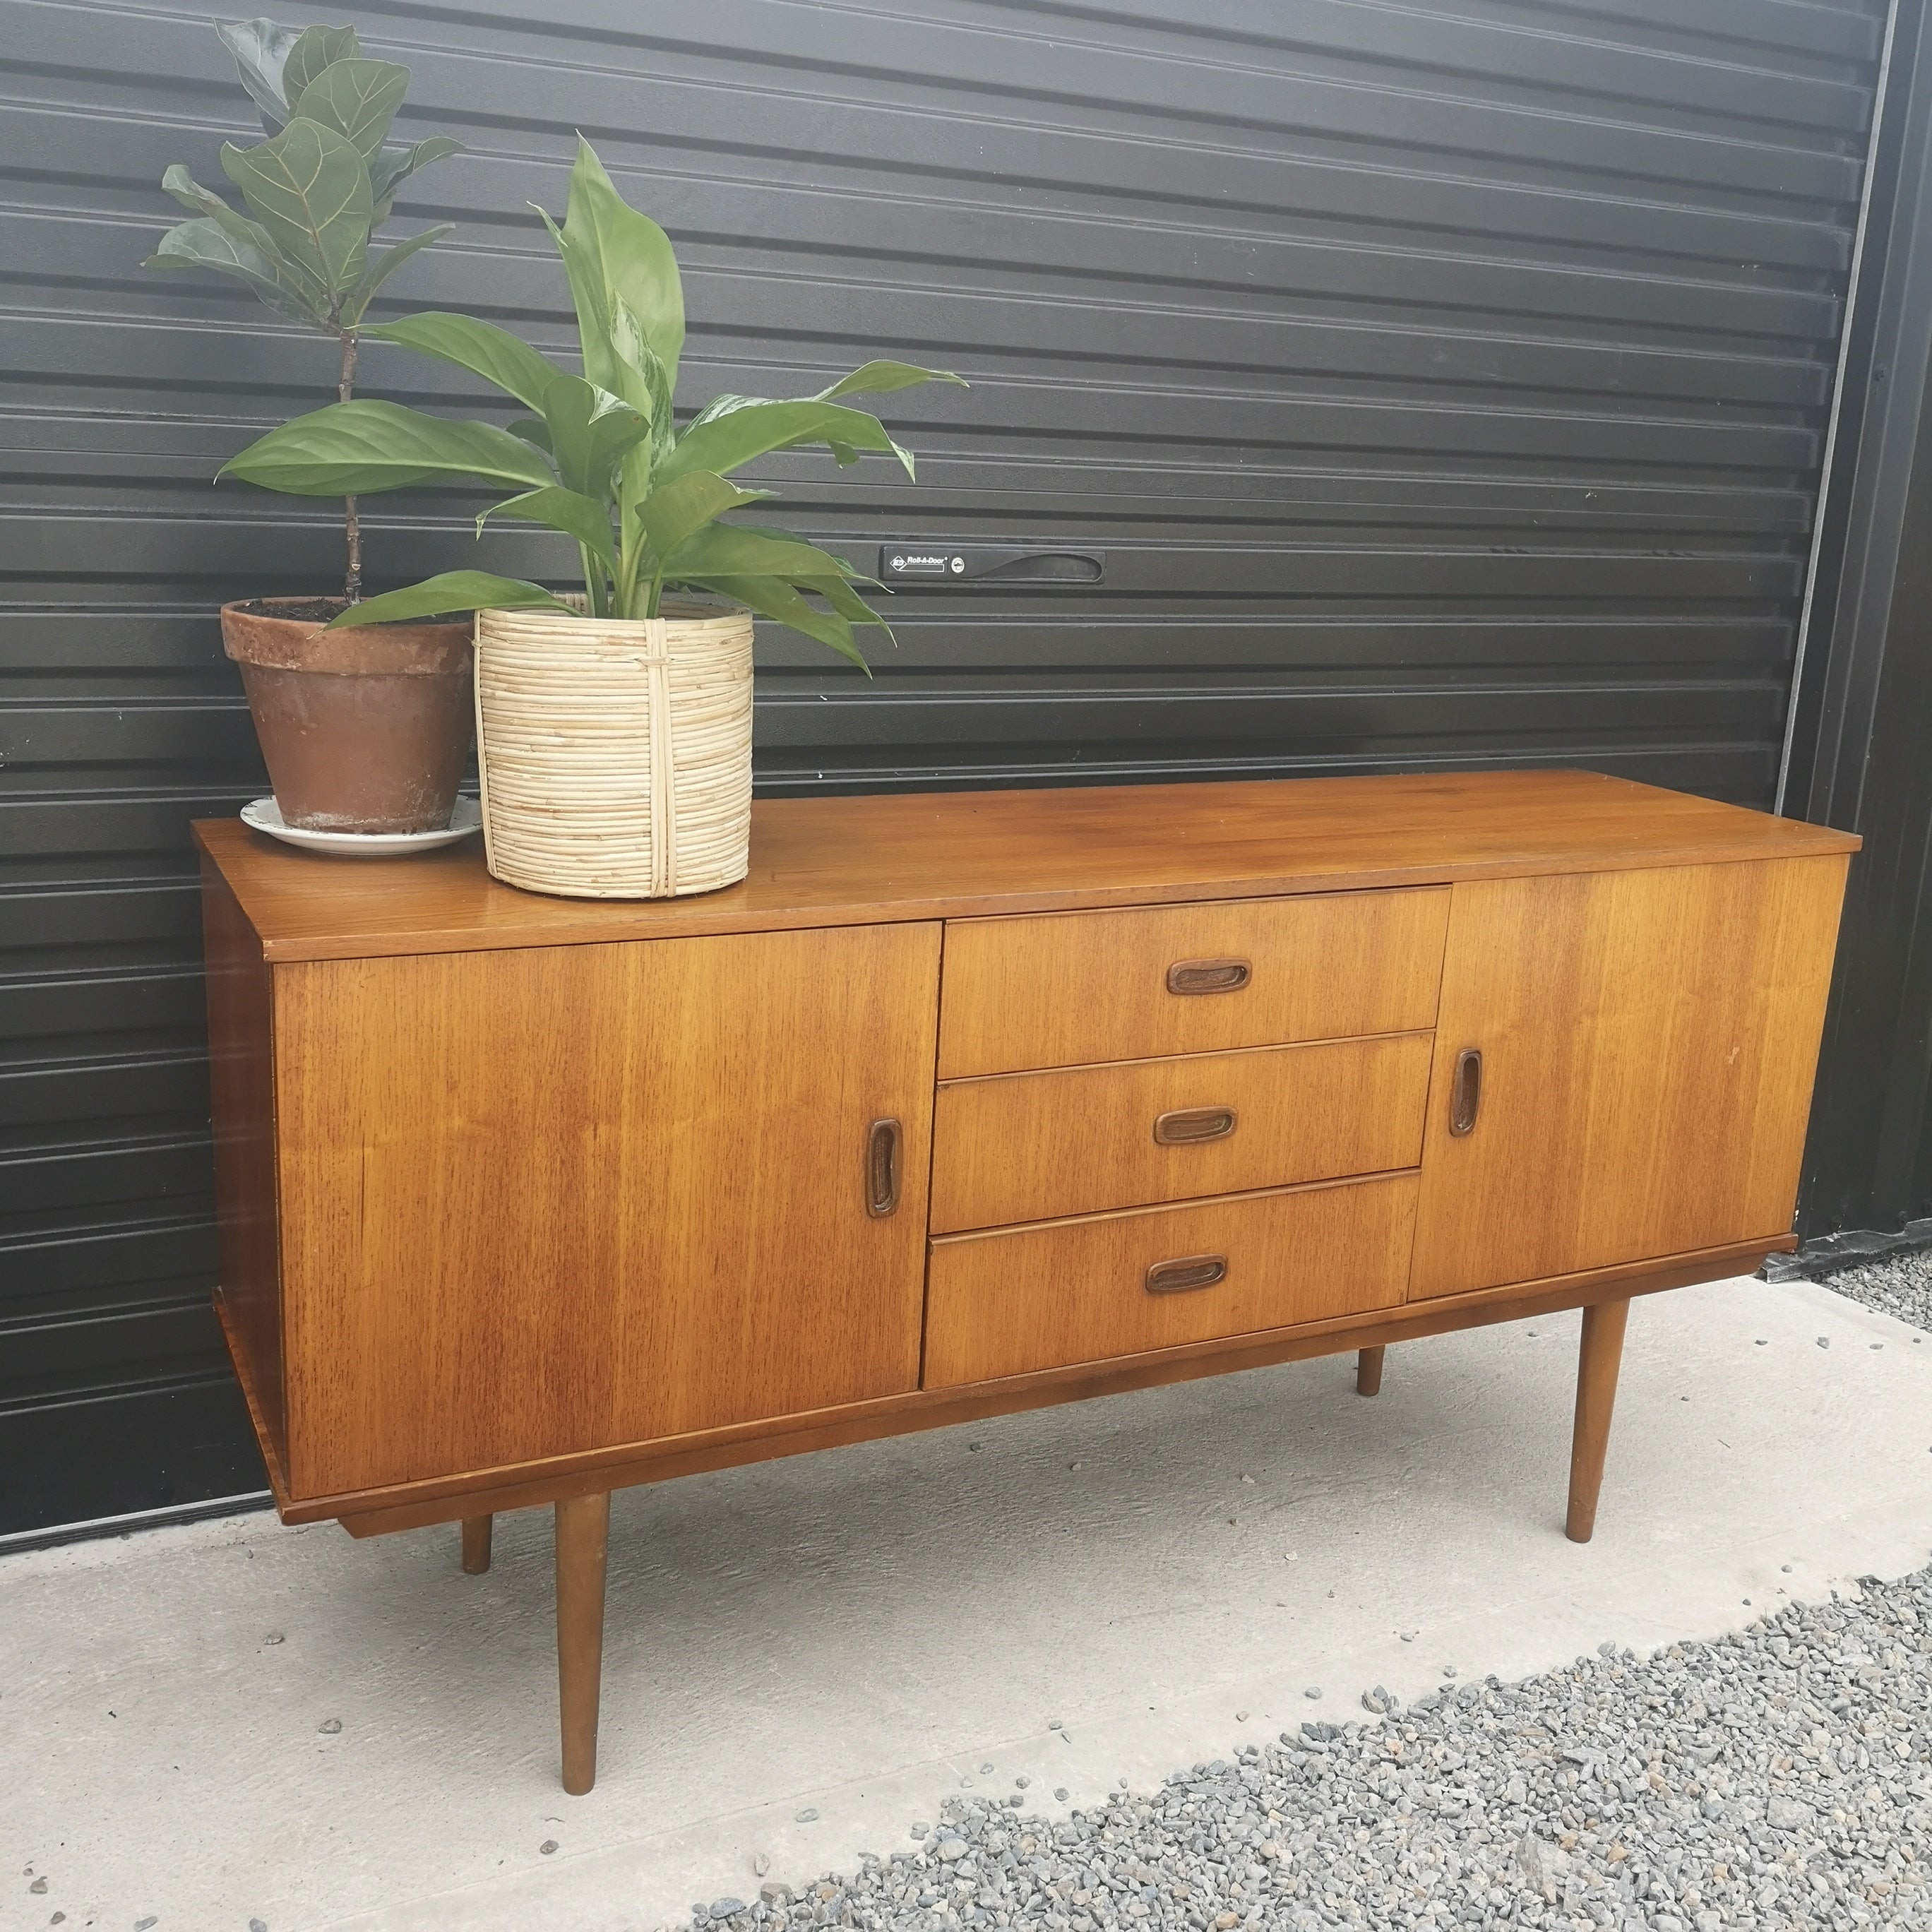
(930, 1030, 1433, 1233)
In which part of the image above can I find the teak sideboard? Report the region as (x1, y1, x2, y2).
(194, 771, 1857, 1793)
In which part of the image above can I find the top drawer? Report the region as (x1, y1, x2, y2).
(938, 888, 1450, 1078)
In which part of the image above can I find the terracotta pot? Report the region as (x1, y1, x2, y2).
(221, 599, 475, 834)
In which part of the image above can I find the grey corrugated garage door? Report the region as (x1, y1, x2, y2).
(0, 0, 1887, 1534)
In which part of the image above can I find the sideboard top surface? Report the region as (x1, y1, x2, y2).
(193, 770, 1859, 962)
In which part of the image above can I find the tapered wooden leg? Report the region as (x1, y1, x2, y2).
(460, 1514, 493, 1575)
(1356, 1345, 1385, 1397)
(555, 1491, 611, 1795)
(1566, 1299, 1630, 1544)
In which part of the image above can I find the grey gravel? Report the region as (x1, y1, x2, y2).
(672, 1569, 1932, 1931)
(1816, 1246, 1932, 1334)
(316, 1717, 341, 1735)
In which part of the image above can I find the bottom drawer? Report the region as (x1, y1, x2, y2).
(922, 1171, 1418, 1388)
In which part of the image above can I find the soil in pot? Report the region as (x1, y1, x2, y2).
(222, 598, 475, 835)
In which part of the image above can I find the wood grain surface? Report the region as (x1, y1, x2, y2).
(323, 1234, 1790, 1537)
(193, 770, 1857, 965)
(1410, 856, 1850, 1300)
(199, 858, 287, 1480)
(930, 1033, 1432, 1232)
(936, 888, 1448, 1077)
(273, 922, 941, 1497)
(924, 1173, 1419, 1385)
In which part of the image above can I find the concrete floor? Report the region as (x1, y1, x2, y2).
(6, 1275, 1931, 1932)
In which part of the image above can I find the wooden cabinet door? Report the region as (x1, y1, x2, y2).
(274, 922, 941, 1498)
(1410, 857, 1847, 1301)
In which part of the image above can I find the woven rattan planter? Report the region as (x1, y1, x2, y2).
(474, 600, 754, 899)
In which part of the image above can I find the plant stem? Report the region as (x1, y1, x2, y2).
(338, 329, 362, 604)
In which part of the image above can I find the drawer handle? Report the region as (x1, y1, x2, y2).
(1153, 1105, 1237, 1146)
(1167, 957, 1251, 996)
(866, 1118, 902, 1217)
(1145, 1253, 1228, 1295)
(1448, 1048, 1482, 1137)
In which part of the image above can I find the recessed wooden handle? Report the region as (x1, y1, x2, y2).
(1166, 958, 1251, 996)
(1152, 1104, 1238, 1145)
(1448, 1048, 1482, 1137)
(1145, 1253, 1228, 1295)
(866, 1118, 902, 1216)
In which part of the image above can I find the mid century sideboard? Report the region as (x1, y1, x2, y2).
(195, 771, 1857, 1793)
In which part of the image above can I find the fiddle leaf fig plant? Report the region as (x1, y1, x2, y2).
(145, 18, 463, 599)
(217, 138, 965, 668)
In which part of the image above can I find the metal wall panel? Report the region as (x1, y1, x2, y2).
(1781, 0, 1932, 1239)
(0, 0, 1887, 1532)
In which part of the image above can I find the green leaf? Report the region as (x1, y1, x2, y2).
(506, 416, 552, 454)
(220, 399, 556, 496)
(478, 486, 616, 569)
(660, 398, 916, 487)
(326, 571, 573, 628)
(281, 23, 359, 102)
(152, 163, 331, 317)
(610, 302, 675, 445)
(339, 225, 451, 325)
(812, 570, 895, 632)
(369, 136, 463, 217)
(366, 311, 567, 412)
(683, 574, 869, 670)
(291, 58, 409, 164)
(660, 523, 859, 582)
(535, 203, 624, 398)
(217, 17, 302, 129)
(158, 165, 323, 292)
(143, 217, 322, 328)
(537, 374, 652, 501)
(811, 359, 967, 403)
(222, 118, 373, 299)
(635, 471, 774, 564)
(561, 138, 684, 391)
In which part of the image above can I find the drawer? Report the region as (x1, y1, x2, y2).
(937, 888, 1448, 1078)
(930, 1031, 1431, 1233)
(924, 1172, 1418, 1387)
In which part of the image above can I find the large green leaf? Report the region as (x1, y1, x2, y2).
(369, 136, 463, 217)
(661, 522, 859, 582)
(217, 17, 302, 129)
(535, 205, 625, 398)
(810, 568, 894, 631)
(687, 574, 869, 669)
(144, 217, 321, 327)
(291, 58, 409, 163)
(537, 374, 651, 502)
(222, 118, 373, 299)
(326, 571, 573, 628)
(220, 399, 556, 496)
(561, 138, 684, 390)
(340, 225, 451, 325)
(811, 359, 967, 403)
(157, 165, 321, 293)
(281, 23, 359, 101)
(660, 398, 915, 487)
(635, 471, 773, 564)
(610, 302, 674, 446)
(153, 162, 330, 316)
(478, 486, 616, 570)
(367, 311, 566, 412)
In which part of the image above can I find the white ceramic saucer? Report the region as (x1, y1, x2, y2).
(241, 795, 483, 855)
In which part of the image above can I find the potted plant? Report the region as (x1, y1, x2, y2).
(147, 16, 470, 834)
(216, 137, 963, 898)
